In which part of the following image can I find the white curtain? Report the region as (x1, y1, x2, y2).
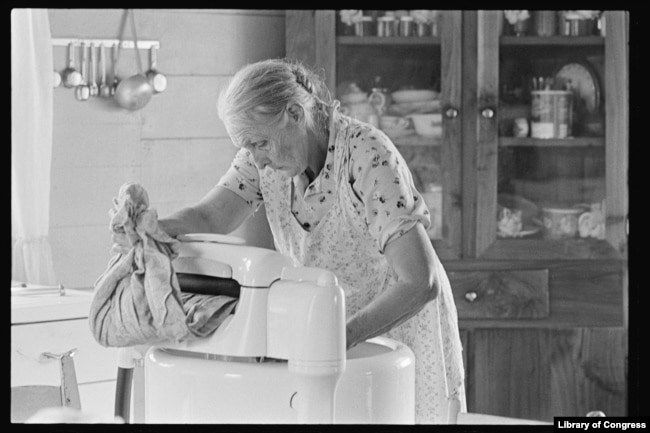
(11, 9, 57, 285)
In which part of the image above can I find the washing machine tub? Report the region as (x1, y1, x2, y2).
(144, 336, 414, 424)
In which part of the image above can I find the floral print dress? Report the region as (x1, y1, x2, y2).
(218, 107, 466, 423)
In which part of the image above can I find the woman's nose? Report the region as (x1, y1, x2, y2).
(250, 151, 269, 170)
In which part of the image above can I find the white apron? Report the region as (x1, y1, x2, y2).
(259, 113, 466, 424)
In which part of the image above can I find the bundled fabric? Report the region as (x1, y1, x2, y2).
(89, 182, 238, 348)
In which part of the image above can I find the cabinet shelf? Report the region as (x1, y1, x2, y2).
(486, 238, 622, 260)
(500, 36, 604, 46)
(499, 137, 604, 147)
(337, 36, 441, 46)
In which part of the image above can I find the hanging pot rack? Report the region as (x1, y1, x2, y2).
(51, 10, 165, 107)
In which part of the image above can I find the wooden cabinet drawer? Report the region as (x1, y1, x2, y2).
(11, 319, 119, 387)
(448, 270, 549, 319)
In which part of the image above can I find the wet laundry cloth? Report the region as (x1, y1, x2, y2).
(89, 182, 238, 348)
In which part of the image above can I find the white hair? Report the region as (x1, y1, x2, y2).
(217, 58, 332, 147)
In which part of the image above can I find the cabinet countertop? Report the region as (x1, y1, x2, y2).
(11, 286, 94, 324)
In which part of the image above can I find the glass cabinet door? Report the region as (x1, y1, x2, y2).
(324, 10, 463, 259)
(471, 10, 627, 259)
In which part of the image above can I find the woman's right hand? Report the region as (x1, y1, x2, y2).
(110, 226, 132, 254)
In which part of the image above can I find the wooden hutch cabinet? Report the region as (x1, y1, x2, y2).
(285, 10, 628, 421)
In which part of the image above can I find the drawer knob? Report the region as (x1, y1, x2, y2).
(464, 291, 478, 302)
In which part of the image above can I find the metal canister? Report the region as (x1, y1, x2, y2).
(530, 90, 573, 139)
(399, 16, 414, 37)
(377, 16, 398, 37)
(534, 10, 557, 36)
(415, 21, 431, 37)
(354, 16, 373, 37)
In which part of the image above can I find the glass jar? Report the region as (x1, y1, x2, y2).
(512, 19, 529, 36)
(534, 10, 557, 36)
(354, 16, 374, 37)
(415, 21, 432, 37)
(377, 16, 398, 37)
(399, 16, 414, 37)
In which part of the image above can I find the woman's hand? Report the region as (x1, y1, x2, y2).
(110, 226, 134, 254)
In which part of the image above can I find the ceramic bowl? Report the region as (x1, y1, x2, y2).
(408, 113, 442, 137)
(340, 92, 368, 105)
(541, 207, 583, 239)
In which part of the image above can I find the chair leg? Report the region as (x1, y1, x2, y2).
(58, 350, 81, 409)
(41, 349, 81, 410)
(11, 349, 81, 422)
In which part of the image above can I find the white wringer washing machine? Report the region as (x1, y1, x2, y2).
(127, 233, 415, 424)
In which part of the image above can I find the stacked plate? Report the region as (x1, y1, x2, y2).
(387, 89, 441, 116)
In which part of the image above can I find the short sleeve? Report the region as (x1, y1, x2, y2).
(217, 148, 264, 210)
(349, 125, 431, 253)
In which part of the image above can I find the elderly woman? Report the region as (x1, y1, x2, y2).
(156, 58, 465, 423)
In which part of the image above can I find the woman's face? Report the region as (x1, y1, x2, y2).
(237, 105, 310, 178)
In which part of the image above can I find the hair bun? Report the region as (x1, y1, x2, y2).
(292, 67, 313, 94)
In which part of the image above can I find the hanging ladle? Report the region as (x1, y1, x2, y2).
(61, 42, 82, 88)
(146, 46, 167, 94)
(110, 43, 120, 97)
(99, 44, 111, 98)
(74, 43, 90, 101)
(89, 43, 99, 96)
(114, 9, 153, 111)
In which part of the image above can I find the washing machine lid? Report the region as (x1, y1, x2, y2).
(175, 234, 293, 288)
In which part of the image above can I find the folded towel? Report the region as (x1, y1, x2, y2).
(89, 182, 238, 347)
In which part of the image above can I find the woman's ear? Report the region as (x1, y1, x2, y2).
(286, 103, 304, 124)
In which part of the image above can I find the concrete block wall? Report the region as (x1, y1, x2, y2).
(48, 9, 284, 288)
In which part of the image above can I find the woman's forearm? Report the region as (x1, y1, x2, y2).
(157, 185, 253, 238)
(158, 206, 218, 238)
(346, 223, 441, 349)
(346, 280, 435, 349)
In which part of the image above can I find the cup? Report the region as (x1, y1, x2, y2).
(541, 207, 582, 239)
(578, 202, 606, 239)
(380, 116, 410, 131)
(497, 207, 523, 237)
(407, 113, 443, 137)
(513, 117, 529, 137)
